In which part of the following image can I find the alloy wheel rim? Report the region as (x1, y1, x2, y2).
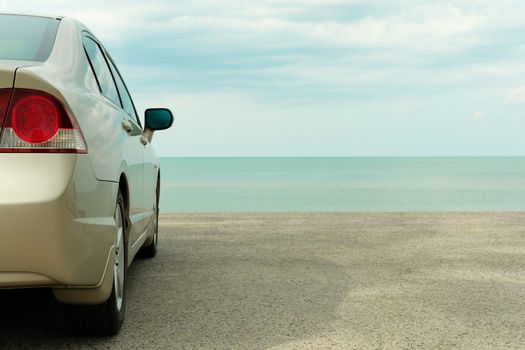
(114, 203, 125, 311)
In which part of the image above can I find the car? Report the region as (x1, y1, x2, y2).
(0, 13, 173, 335)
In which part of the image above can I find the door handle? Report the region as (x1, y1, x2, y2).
(140, 135, 149, 145)
(121, 120, 133, 134)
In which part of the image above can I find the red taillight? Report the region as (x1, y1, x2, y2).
(0, 89, 87, 153)
(11, 95, 59, 144)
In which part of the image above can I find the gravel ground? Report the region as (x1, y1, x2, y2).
(1, 212, 525, 349)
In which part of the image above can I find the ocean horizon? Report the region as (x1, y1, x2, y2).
(159, 157, 525, 213)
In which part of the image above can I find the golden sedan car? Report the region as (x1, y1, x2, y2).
(0, 14, 173, 335)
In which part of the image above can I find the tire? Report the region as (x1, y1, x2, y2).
(65, 190, 127, 336)
(138, 181, 159, 259)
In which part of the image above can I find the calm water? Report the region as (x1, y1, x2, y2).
(159, 157, 525, 212)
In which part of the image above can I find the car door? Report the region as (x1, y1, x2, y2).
(143, 137, 158, 218)
(83, 35, 146, 245)
(103, 49, 153, 242)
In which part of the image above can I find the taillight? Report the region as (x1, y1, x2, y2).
(0, 89, 87, 153)
(12, 95, 59, 143)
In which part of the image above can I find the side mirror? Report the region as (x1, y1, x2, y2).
(144, 108, 173, 142)
(145, 108, 173, 130)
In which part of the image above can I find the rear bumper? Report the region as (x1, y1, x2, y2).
(0, 154, 118, 290)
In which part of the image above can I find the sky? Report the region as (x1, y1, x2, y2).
(3, 0, 525, 156)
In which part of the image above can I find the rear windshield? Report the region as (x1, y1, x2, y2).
(0, 14, 60, 62)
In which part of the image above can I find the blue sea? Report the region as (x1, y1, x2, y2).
(159, 157, 525, 212)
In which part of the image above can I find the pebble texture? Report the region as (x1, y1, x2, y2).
(1, 212, 525, 349)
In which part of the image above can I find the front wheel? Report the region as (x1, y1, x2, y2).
(64, 190, 127, 336)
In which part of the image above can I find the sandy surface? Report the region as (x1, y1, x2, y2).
(1, 212, 525, 349)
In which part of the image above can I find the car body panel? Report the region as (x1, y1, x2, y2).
(0, 154, 116, 289)
(11, 18, 156, 248)
(144, 143, 158, 213)
(0, 65, 15, 88)
(123, 117, 147, 244)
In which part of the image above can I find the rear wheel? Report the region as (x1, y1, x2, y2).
(65, 190, 127, 336)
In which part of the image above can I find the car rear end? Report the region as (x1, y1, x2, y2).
(0, 15, 117, 301)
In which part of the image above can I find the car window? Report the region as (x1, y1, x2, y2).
(83, 37, 121, 107)
(0, 14, 59, 61)
(105, 54, 140, 125)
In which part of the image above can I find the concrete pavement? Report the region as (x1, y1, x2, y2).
(1, 212, 525, 349)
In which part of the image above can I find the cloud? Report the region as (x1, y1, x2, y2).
(3, 0, 525, 155)
(504, 86, 525, 104)
(472, 110, 487, 119)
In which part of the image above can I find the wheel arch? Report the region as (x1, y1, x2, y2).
(118, 173, 131, 241)
(156, 170, 161, 200)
